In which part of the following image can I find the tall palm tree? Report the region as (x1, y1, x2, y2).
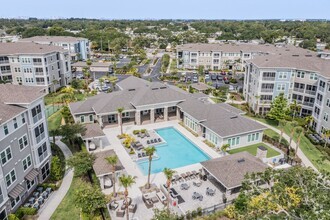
(144, 146, 156, 189)
(221, 143, 230, 155)
(255, 95, 260, 114)
(106, 155, 118, 197)
(304, 115, 314, 132)
(119, 175, 136, 220)
(294, 126, 304, 157)
(290, 100, 301, 119)
(322, 129, 330, 148)
(278, 119, 287, 147)
(117, 107, 125, 135)
(163, 168, 176, 210)
(288, 121, 299, 160)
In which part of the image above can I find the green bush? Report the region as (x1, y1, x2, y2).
(133, 130, 140, 135)
(50, 156, 65, 181)
(8, 214, 19, 220)
(141, 129, 147, 133)
(38, 183, 58, 191)
(15, 207, 37, 218)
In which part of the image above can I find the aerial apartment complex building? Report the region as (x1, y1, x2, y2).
(0, 85, 51, 218)
(244, 50, 330, 135)
(19, 36, 91, 61)
(0, 42, 72, 92)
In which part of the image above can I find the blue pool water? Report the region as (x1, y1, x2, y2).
(137, 127, 210, 175)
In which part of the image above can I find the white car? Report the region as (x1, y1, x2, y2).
(205, 74, 210, 80)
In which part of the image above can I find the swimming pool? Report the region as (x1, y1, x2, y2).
(137, 127, 210, 175)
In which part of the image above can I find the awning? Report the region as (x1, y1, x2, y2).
(9, 184, 25, 199)
(25, 169, 39, 182)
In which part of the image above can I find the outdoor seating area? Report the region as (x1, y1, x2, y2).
(23, 187, 52, 210)
(133, 129, 165, 147)
(142, 190, 167, 209)
(108, 197, 137, 218)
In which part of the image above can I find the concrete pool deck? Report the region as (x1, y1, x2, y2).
(101, 120, 221, 219)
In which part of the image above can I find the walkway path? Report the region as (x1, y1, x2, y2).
(254, 120, 318, 172)
(38, 138, 74, 220)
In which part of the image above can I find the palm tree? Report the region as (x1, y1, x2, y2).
(117, 107, 125, 135)
(144, 146, 156, 189)
(278, 119, 287, 147)
(294, 127, 303, 157)
(322, 129, 330, 148)
(288, 121, 298, 160)
(221, 143, 230, 155)
(290, 100, 301, 119)
(119, 175, 136, 220)
(106, 155, 118, 197)
(255, 95, 260, 114)
(163, 168, 176, 210)
(304, 116, 314, 132)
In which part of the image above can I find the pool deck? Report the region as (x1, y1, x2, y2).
(101, 120, 221, 219)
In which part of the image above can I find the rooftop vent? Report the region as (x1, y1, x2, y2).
(160, 86, 167, 89)
(237, 158, 245, 163)
(292, 54, 299, 57)
(230, 116, 238, 119)
(128, 89, 135, 91)
(151, 88, 159, 90)
(305, 55, 313, 57)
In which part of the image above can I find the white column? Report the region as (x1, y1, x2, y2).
(117, 113, 122, 127)
(85, 140, 89, 151)
(135, 110, 141, 125)
(99, 138, 103, 149)
(164, 107, 168, 121)
(176, 107, 181, 120)
(150, 108, 155, 123)
(100, 176, 105, 189)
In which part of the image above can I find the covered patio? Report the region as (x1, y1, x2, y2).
(82, 123, 106, 151)
(92, 149, 125, 190)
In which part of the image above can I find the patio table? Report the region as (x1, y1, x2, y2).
(181, 173, 187, 179)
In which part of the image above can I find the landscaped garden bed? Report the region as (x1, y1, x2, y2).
(228, 143, 281, 158)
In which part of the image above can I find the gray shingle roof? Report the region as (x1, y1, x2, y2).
(19, 36, 87, 43)
(117, 76, 150, 90)
(82, 123, 105, 140)
(92, 150, 124, 176)
(201, 152, 268, 189)
(0, 103, 25, 125)
(0, 42, 66, 55)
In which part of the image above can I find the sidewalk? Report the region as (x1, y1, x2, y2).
(254, 120, 318, 172)
(38, 138, 74, 220)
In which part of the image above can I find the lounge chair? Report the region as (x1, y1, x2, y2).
(116, 209, 125, 217)
(151, 139, 154, 144)
(154, 138, 158, 143)
(146, 132, 150, 137)
(193, 181, 202, 187)
(158, 138, 162, 142)
(141, 133, 145, 138)
(128, 203, 137, 213)
(170, 188, 179, 197)
(138, 153, 142, 158)
(137, 133, 141, 138)
(142, 152, 146, 157)
(109, 201, 119, 210)
(147, 140, 150, 144)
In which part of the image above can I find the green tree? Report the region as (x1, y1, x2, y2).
(50, 156, 64, 181)
(144, 146, 156, 189)
(290, 100, 301, 119)
(59, 123, 86, 147)
(304, 115, 314, 132)
(117, 107, 125, 135)
(288, 121, 299, 160)
(198, 65, 204, 75)
(73, 179, 107, 216)
(294, 126, 304, 157)
(105, 155, 118, 197)
(163, 168, 176, 210)
(60, 105, 74, 124)
(322, 129, 330, 148)
(221, 143, 230, 155)
(119, 175, 136, 220)
(278, 119, 287, 148)
(67, 151, 95, 177)
(267, 93, 291, 121)
(152, 209, 179, 220)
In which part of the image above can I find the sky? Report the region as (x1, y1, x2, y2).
(1, 0, 330, 20)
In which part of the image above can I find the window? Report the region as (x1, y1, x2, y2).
(5, 169, 16, 187)
(41, 163, 50, 180)
(3, 124, 9, 135)
(38, 142, 48, 163)
(80, 116, 85, 123)
(21, 114, 25, 124)
(324, 113, 329, 122)
(1, 147, 12, 165)
(0, 186, 4, 204)
(11, 196, 20, 209)
(34, 123, 45, 143)
(327, 99, 330, 108)
(22, 155, 32, 171)
(32, 105, 42, 123)
(310, 73, 318, 80)
(26, 179, 35, 190)
(89, 115, 93, 122)
(13, 118, 17, 129)
(278, 72, 287, 79)
(248, 132, 260, 142)
(277, 84, 285, 91)
(256, 133, 260, 141)
(228, 137, 240, 146)
(0, 209, 7, 220)
(18, 135, 28, 150)
(297, 71, 305, 78)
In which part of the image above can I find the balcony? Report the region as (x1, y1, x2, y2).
(0, 60, 9, 64)
(305, 90, 317, 95)
(261, 89, 274, 93)
(292, 99, 303, 104)
(36, 132, 45, 144)
(319, 87, 325, 92)
(36, 82, 45, 85)
(293, 88, 305, 93)
(316, 100, 323, 106)
(33, 112, 43, 124)
(313, 113, 319, 119)
(262, 77, 275, 81)
(35, 72, 44, 76)
(260, 100, 272, 104)
(38, 150, 48, 163)
(33, 62, 43, 66)
(303, 102, 314, 107)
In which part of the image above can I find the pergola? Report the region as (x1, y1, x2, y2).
(82, 123, 106, 151)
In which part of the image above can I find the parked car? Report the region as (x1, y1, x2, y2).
(193, 75, 198, 83)
(205, 74, 210, 80)
(224, 79, 230, 84)
(221, 72, 226, 75)
(204, 70, 209, 75)
(217, 75, 222, 80)
(211, 74, 217, 80)
(228, 71, 233, 75)
(186, 76, 191, 82)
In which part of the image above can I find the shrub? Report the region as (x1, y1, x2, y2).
(50, 156, 64, 181)
(38, 182, 58, 191)
(133, 130, 140, 135)
(203, 140, 215, 148)
(8, 214, 19, 220)
(141, 129, 147, 133)
(15, 207, 37, 218)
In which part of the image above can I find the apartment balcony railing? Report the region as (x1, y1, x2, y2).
(292, 99, 303, 104)
(316, 100, 323, 106)
(319, 87, 325, 92)
(35, 72, 44, 76)
(293, 88, 305, 93)
(36, 82, 45, 85)
(38, 151, 48, 163)
(303, 102, 314, 107)
(33, 112, 43, 124)
(262, 77, 275, 81)
(36, 132, 45, 144)
(313, 113, 319, 119)
(33, 62, 43, 66)
(305, 90, 317, 95)
(261, 89, 274, 93)
(0, 60, 9, 64)
(260, 100, 272, 104)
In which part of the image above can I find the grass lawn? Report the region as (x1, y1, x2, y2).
(45, 92, 91, 105)
(51, 176, 80, 220)
(228, 143, 281, 158)
(251, 116, 330, 172)
(264, 129, 279, 139)
(47, 110, 62, 131)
